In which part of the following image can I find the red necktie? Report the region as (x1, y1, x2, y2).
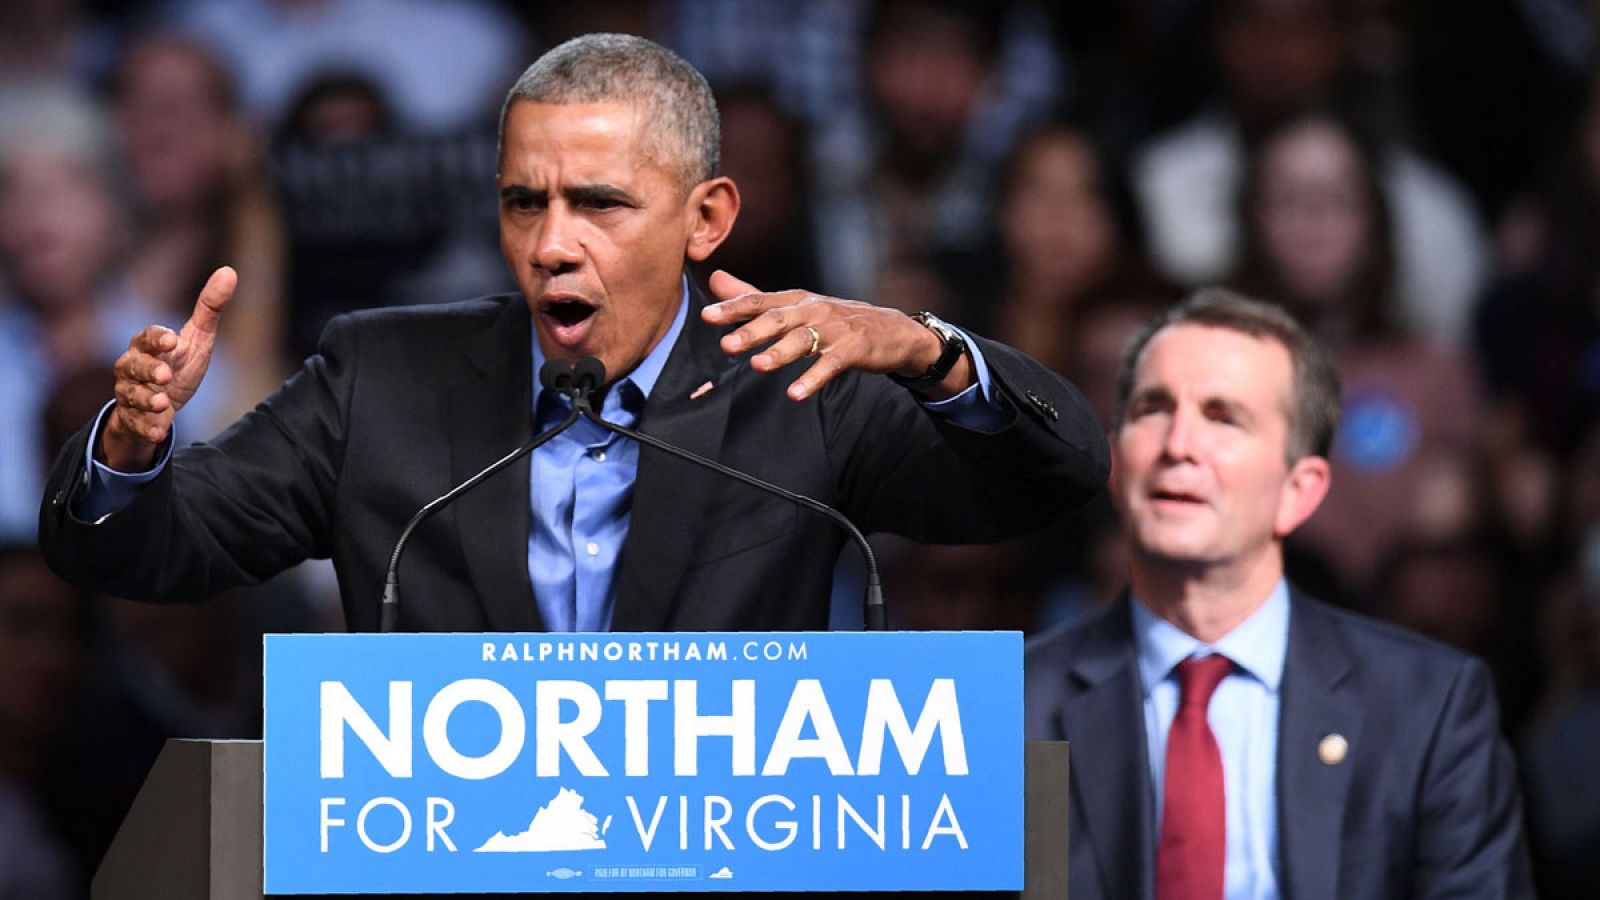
(1156, 654, 1233, 900)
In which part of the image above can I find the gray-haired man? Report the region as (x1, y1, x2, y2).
(42, 33, 1108, 634)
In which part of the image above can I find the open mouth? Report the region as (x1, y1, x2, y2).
(539, 296, 599, 347)
(1150, 489, 1205, 505)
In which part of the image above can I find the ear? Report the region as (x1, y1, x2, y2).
(1273, 454, 1331, 538)
(685, 176, 740, 262)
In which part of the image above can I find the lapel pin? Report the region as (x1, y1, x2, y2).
(690, 380, 715, 400)
(1318, 733, 1348, 766)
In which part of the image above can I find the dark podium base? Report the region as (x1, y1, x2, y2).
(94, 739, 1069, 898)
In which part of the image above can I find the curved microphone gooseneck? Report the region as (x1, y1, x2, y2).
(378, 360, 588, 633)
(568, 356, 888, 631)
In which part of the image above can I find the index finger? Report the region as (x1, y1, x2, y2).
(187, 265, 238, 336)
(702, 286, 808, 326)
(706, 269, 760, 302)
(130, 324, 178, 356)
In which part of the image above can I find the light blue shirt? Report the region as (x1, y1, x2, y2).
(527, 280, 1006, 632)
(78, 281, 1011, 632)
(1133, 580, 1290, 900)
(525, 291, 687, 632)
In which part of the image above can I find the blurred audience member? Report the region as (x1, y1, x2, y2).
(164, 0, 526, 134)
(113, 31, 289, 418)
(0, 0, 119, 85)
(812, 0, 1059, 301)
(279, 70, 392, 145)
(667, 0, 1060, 218)
(1048, 0, 1213, 155)
(1407, 0, 1591, 223)
(1230, 109, 1483, 588)
(0, 545, 88, 900)
(1519, 522, 1600, 898)
(0, 85, 232, 540)
(989, 123, 1152, 373)
(1477, 65, 1600, 467)
(1374, 537, 1539, 734)
(702, 84, 820, 293)
(1133, 0, 1485, 342)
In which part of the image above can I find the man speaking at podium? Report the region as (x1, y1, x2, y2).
(38, 34, 1108, 633)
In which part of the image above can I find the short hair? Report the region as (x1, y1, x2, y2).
(498, 33, 719, 191)
(1114, 287, 1342, 461)
(0, 85, 119, 188)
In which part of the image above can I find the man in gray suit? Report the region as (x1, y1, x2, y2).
(1025, 289, 1531, 899)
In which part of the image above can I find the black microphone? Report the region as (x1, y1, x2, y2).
(569, 356, 889, 631)
(572, 356, 606, 409)
(379, 360, 589, 633)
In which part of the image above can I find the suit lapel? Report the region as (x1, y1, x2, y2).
(1276, 592, 1361, 900)
(1055, 598, 1155, 899)
(609, 287, 732, 631)
(449, 298, 543, 632)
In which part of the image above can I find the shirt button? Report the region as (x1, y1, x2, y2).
(585, 541, 600, 556)
(591, 449, 606, 462)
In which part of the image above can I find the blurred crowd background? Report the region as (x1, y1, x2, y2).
(2, 0, 1599, 895)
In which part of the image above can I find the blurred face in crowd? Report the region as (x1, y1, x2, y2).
(291, 78, 389, 144)
(0, 141, 122, 312)
(1214, 0, 1346, 119)
(866, 7, 990, 164)
(497, 100, 735, 379)
(1252, 120, 1372, 308)
(1001, 130, 1118, 293)
(115, 37, 236, 216)
(1113, 324, 1329, 576)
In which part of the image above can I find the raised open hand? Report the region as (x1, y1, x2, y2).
(100, 266, 236, 471)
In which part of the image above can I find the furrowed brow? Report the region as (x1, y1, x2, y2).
(565, 183, 639, 206)
(500, 184, 544, 203)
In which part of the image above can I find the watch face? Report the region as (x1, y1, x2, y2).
(917, 313, 966, 376)
(918, 313, 959, 345)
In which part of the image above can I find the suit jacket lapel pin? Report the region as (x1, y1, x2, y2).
(690, 380, 715, 400)
(1318, 733, 1348, 766)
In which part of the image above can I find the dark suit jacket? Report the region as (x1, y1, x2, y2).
(40, 288, 1108, 632)
(1024, 589, 1533, 900)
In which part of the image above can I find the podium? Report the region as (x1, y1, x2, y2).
(94, 739, 1068, 898)
(99, 632, 1060, 895)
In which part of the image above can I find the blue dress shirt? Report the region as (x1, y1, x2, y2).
(77, 280, 1011, 632)
(525, 292, 687, 632)
(1133, 580, 1290, 900)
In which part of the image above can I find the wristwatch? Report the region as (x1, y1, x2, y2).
(888, 311, 969, 391)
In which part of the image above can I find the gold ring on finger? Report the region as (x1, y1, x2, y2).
(803, 325, 821, 357)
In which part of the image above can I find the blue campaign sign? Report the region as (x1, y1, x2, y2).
(263, 632, 1023, 894)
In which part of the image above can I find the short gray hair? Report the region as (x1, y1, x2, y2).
(499, 33, 719, 191)
(1114, 287, 1343, 462)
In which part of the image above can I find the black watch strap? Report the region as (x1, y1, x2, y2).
(888, 311, 969, 390)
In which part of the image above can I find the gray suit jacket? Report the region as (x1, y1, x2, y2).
(1024, 590, 1533, 900)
